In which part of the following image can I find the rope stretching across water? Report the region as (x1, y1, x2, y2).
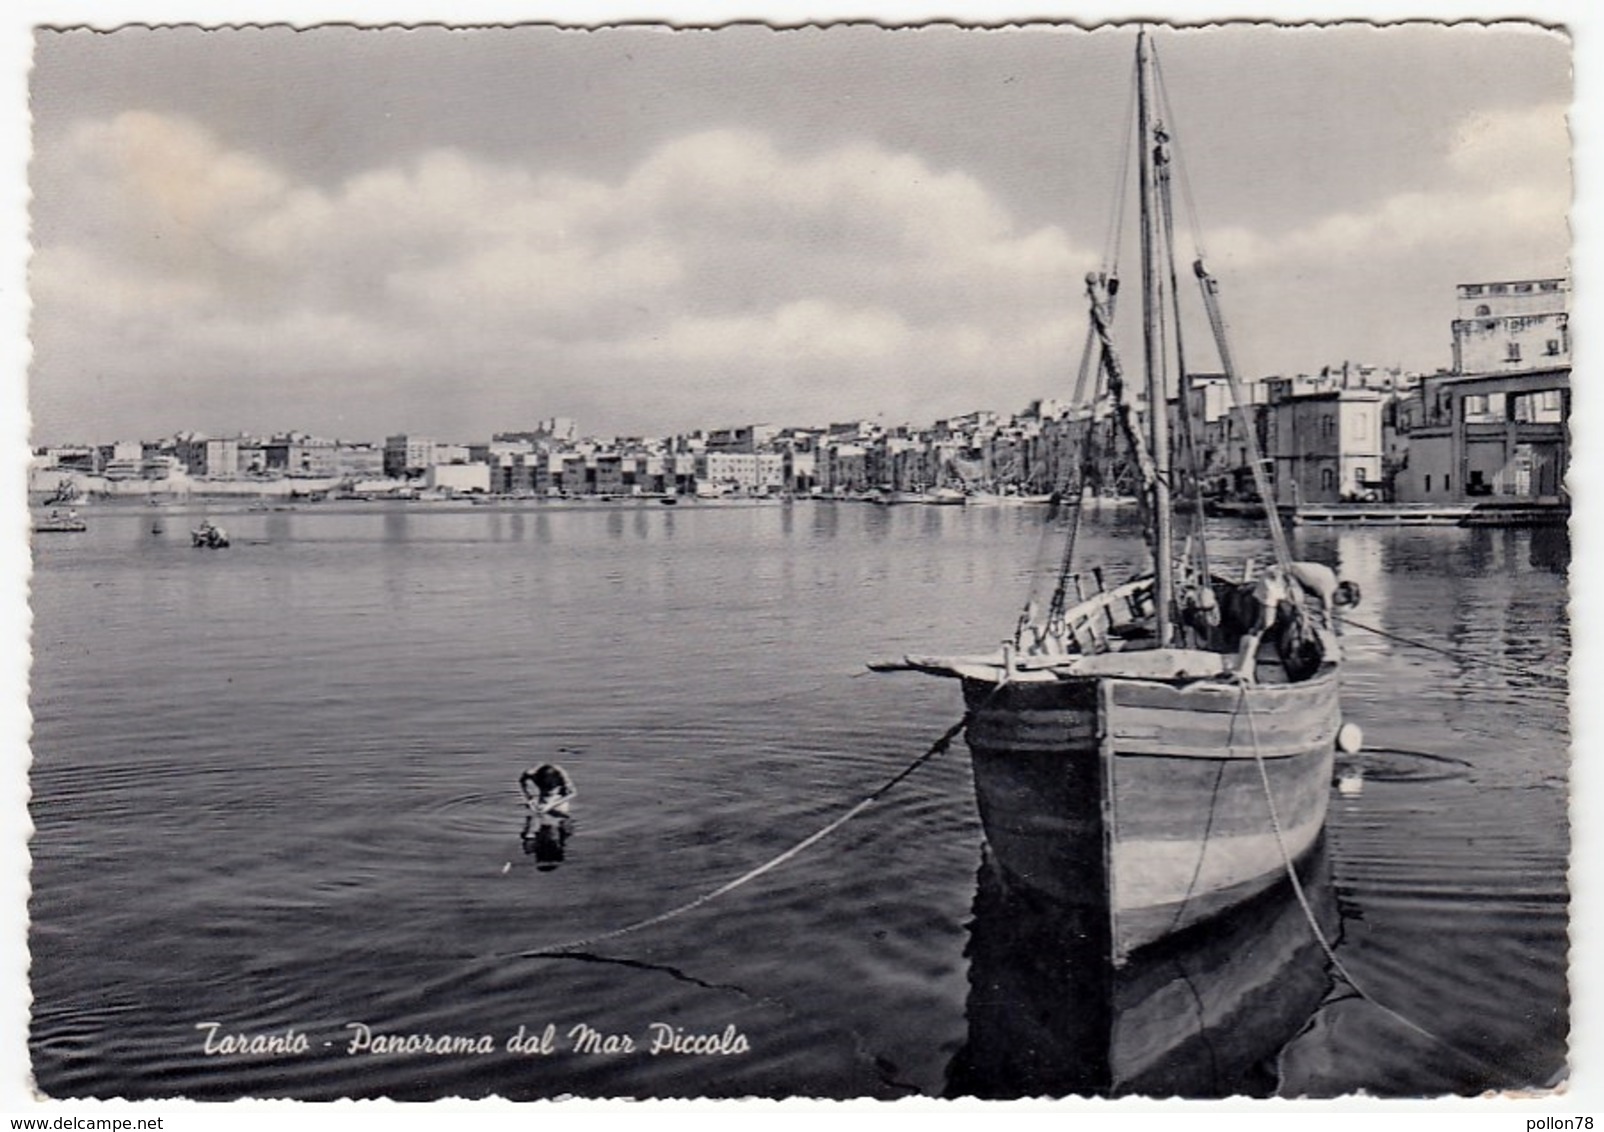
(1338, 614, 1567, 690)
(1235, 685, 1514, 1080)
(520, 711, 975, 958)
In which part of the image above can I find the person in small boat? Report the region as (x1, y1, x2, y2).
(520, 763, 577, 815)
(1230, 561, 1360, 681)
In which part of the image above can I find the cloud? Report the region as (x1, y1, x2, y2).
(1209, 101, 1570, 272)
(29, 92, 1571, 443)
(32, 113, 1098, 439)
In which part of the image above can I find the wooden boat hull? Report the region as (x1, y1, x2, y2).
(961, 665, 1338, 964)
(946, 835, 1337, 1098)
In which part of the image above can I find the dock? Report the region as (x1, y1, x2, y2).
(1284, 500, 1568, 528)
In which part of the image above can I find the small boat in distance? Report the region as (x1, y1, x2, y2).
(967, 491, 1055, 507)
(874, 29, 1350, 967)
(34, 509, 87, 533)
(191, 519, 230, 549)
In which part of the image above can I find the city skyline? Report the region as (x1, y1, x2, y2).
(26, 22, 1570, 450)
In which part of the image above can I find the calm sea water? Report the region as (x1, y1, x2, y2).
(27, 500, 1570, 1099)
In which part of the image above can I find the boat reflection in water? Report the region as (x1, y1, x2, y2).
(946, 835, 1338, 1098)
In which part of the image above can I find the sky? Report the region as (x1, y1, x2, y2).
(25, 20, 1572, 446)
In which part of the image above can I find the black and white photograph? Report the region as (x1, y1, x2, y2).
(6, 1, 1592, 1117)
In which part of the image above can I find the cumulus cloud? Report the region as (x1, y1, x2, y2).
(1209, 101, 1570, 272)
(32, 112, 1098, 439)
(28, 92, 1572, 443)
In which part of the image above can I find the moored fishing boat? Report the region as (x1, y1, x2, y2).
(874, 29, 1352, 967)
(34, 509, 87, 533)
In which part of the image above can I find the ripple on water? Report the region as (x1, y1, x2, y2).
(28, 507, 1570, 1099)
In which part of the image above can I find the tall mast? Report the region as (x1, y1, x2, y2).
(1136, 28, 1175, 646)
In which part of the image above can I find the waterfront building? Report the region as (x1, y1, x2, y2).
(383, 435, 437, 479)
(819, 442, 868, 494)
(95, 440, 145, 478)
(334, 443, 385, 480)
(172, 434, 243, 479)
(1393, 371, 1568, 503)
(425, 462, 491, 493)
(265, 433, 337, 477)
(1395, 278, 1570, 504)
(560, 454, 589, 494)
(237, 439, 267, 476)
(783, 447, 816, 494)
(706, 424, 779, 454)
(594, 452, 626, 495)
(695, 450, 785, 494)
(1264, 380, 1385, 505)
(1450, 278, 1570, 374)
(42, 444, 97, 472)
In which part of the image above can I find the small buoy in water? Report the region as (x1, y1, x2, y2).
(1337, 721, 1364, 754)
(501, 862, 511, 875)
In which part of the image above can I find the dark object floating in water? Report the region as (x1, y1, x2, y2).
(191, 521, 230, 549)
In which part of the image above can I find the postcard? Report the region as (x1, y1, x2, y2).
(6, 3, 1591, 1122)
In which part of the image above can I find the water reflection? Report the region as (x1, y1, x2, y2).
(381, 507, 409, 544)
(520, 814, 573, 872)
(263, 513, 292, 545)
(1527, 526, 1569, 573)
(946, 837, 1337, 1098)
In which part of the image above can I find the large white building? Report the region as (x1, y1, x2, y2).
(1450, 278, 1569, 374)
(1396, 277, 1570, 504)
(695, 451, 786, 493)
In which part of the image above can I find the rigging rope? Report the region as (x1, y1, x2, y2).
(1336, 615, 1569, 690)
(1151, 45, 1209, 264)
(518, 711, 975, 958)
(1234, 686, 1516, 1081)
(1101, 46, 1142, 276)
(1153, 114, 1215, 619)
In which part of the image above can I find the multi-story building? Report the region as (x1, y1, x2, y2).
(425, 462, 490, 493)
(1396, 278, 1570, 504)
(95, 441, 145, 478)
(818, 442, 868, 494)
(265, 433, 337, 477)
(383, 435, 436, 479)
(1450, 278, 1570, 374)
(43, 445, 97, 472)
(594, 453, 626, 496)
(171, 435, 243, 479)
(334, 443, 385, 479)
(695, 451, 785, 494)
(1264, 381, 1385, 505)
(706, 424, 779, 454)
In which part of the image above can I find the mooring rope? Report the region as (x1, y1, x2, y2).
(1337, 614, 1568, 690)
(1235, 686, 1513, 1080)
(519, 711, 975, 958)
